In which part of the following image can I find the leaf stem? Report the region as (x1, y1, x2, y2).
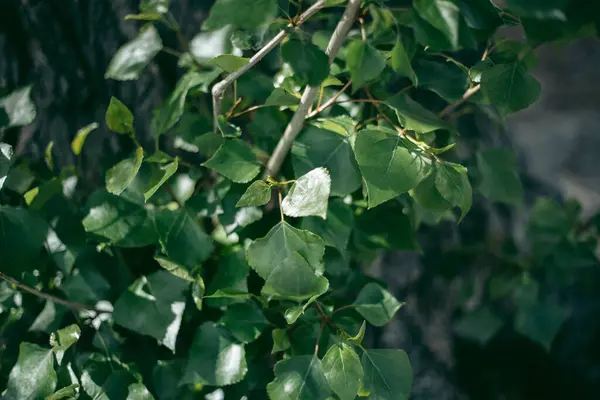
(0, 272, 105, 314)
(438, 84, 481, 117)
(314, 320, 327, 356)
(278, 189, 284, 222)
(332, 304, 355, 315)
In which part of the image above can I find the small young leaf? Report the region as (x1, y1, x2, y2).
(272, 328, 291, 353)
(346, 320, 367, 345)
(50, 324, 81, 365)
(481, 63, 541, 116)
(219, 301, 270, 343)
(71, 122, 99, 155)
(453, 306, 503, 345)
(5, 343, 57, 399)
(106, 147, 144, 196)
(209, 54, 250, 73)
(322, 343, 364, 400)
(182, 322, 248, 386)
(202, 139, 261, 183)
(386, 93, 452, 133)
(281, 39, 330, 86)
(106, 97, 135, 135)
(390, 40, 418, 85)
(44, 141, 54, 171)
(353, 283, 403, 326)
(105, 25, 163, 81)
(267, 355, 332, 400)
(0, 142, 13, 190)
(203, 0, 278, 30)
(282, 168, 331, 219)
(236, 180, 272, 207)
(362, 349, 412, 400)
(435, 162, 472, 221)
(346, 40, 386, 91)
(476, 148, 524, 205)
(354, 128, 428, 208)
(0, 85, 36, 127)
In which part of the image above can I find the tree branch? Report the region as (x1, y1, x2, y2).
(211, 0, 326, 133)
(264, 0, 362, 178)
(438, 84, 481, 117)
(0, 272, 105, 313)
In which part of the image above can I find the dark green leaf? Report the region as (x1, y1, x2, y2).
(435, 162, 472, 221)
(5, 342, 57, 399)
(0, 85, 36, 127)
(292, 125, 362, 196)
(354, 128, 428, 208)
(514, 303, 568, 351)
(322, 343, 363, 400)
(476, 148, 524, 205)
(267, 355, 332, 400)
(154, 209, 214, 268)
(353, 283, 403, 326)
(106, 97, 135, 135)
(272, 328, 291, 353)
(362, 349, 412, 400)
(182, 322, 247, 386)
(411, 170, 452, 211)
(0, 142, 13, 190)
(454, 306, 503, 345)
(71, 122, 99, 156)
(50, 324, 81, 365)
(202, 139, 261, 183)
(281, 40, 330, 86)
(206, 249, 250, 307)
(220, 301, 270, 343)
(203, 0, 278, 30)
(505, 0, 568, 20)
(236, 180, 272, 207)
(82, 190, 158, 247)
(412, 0, 476, 51)
(386, 93, 452, 133)
(282, 168, 331, 219)
(105, 25, 163, 81)
(390, 40, 418, 85)
(141, 158, 179, 201)
(413, 59, 469, 103)
(481, 63, 541, 116)
(301, 199, 354, 254)
(346, 41, 386, 91)
(106, 147, 144, 196)
(265, 88, 300, 107)
(113, 270, 189, 351)
(0, 206, 48, 277)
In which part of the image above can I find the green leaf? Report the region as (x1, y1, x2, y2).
(140, 0, 170, 14)
(362, 349, 412, 400)
(246, 221, 329, 300)
(386, 93, 452, 133)
(292, 125, 362, 196)
(481, 63, 541, 116)
(272, 328, 291, 353)
(346, 40, 387, 91)
(45, 141, 54, 171)
(206, 249, 250, 307)
(182, 322, 247, 386)
(345, 320, 367, 345)
(50, 324, 81, 365)
(476, 148, 524, 205)
(281, 39, 330, 86)
(0, 206, 48, 277)
(209, 54, 250, 73)
(301, 199, 354, 254)
(154, 209, 214, 268)
(413, 59, 469, 103)
(151, 71, 213, 137)
(435, 162, 472, 221)
(390, 40, 418, 85)
(155, 255, 194, 281)
(202, 139, 261, 183)
(265, 88, 300, 107)
(353, 283, 403, 326)
(71, 122, 99, 155)
(413, 0, 476, 51)
(267, 355, 332, 400)
(106, 147, 144, 196)
(5, 342, 57, 400)
(0, 142, 13, 190)
(282, 168, 331, 219)
(141, 158, 179, 201)
(82, 190, 158, 247)
(219, 301, 270, 343)
(354, 128, 428, 208)
(322, 343, 364, 400)
(514, 303, 568, 351)
(203, 0, 278, 30)
(106, 97, 135, 135)
(453, 306, 503, 345)
(105, 25, 163, 81)
(236, 180, 272, 207)
(46, 384, 80, 400)
(505, 0, 568, 20)
(0, 85, 36, 127)
(113, 270, 189, 351)
(411, 170, 452, 211)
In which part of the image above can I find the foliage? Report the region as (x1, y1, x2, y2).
(1, 0, 599, 399)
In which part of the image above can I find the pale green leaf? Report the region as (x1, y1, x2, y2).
(282, 168, 331, 219)
(106, 147, 144, 196)
(5, 343, 57, 400)
(46, 384, 80, 400)
(362, 349, 412, 400)
(272, 328, 291, 353)
(141, 158, 179, 201)
(209, 54, 250, 73)
(267, 356, 332, 400)
(435, 162, 472, 221)
(265, 88, 300, 107)
(0, 86, 36, 127)
(390, 40, 418, 85)
(106, 97, 135, 135)
(44, 141, 54, 171)
(71, 122, 99, 156)
(346, 41, 386, 91)
(202, 139, 261, 183)
(50, 324, 81, 365)
(0, 142, 13, 190)
(236, 180, 272, 207)
(105, 25, 163, 81)
(353, 283, 403, 326)
(322, 343, 363, 400)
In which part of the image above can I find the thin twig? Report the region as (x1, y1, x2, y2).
(332, 304, 355, 315)
(212, 0, 326, 133)
(230, 104, 269, 118)
(278, 189, 284, 222)
(307, 79, 352, 117)
(264, 0, 362, 178)
(438, 84, 481, 117)
(0, 272, 104, 313)
(314, 320, 327, 356)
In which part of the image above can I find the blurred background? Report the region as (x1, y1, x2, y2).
(1, 0, 600, 399)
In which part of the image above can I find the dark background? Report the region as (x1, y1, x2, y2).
(2, 0, 600, 399)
